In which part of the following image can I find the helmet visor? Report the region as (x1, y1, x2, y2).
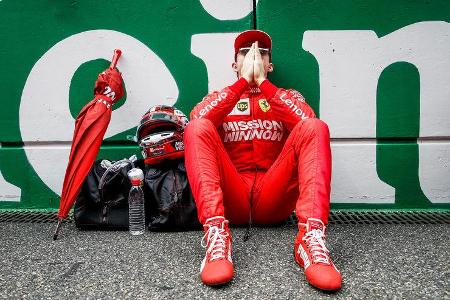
(139, 131, 174, 147)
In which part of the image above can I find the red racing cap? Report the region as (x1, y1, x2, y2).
(234, 30, 272, 56)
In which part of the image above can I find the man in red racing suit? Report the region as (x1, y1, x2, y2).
(184, 30, 342, 291)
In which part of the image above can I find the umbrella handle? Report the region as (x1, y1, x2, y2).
(53, 218, 63, 240)
(109, 49, 122, 70)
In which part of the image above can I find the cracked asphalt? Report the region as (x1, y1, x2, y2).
(0, 223, 449, 299)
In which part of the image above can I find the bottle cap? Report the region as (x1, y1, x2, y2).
(127, 168, 144, 185)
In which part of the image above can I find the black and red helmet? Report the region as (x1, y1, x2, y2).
(136, 105, 189, 165)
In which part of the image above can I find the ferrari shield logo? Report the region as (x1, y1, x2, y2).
(259, 99, 270, 112)
(237, 101, 248, 112)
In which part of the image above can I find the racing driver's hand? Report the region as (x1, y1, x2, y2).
(241, 43, 255, 85)
(253, 41, 266, 86)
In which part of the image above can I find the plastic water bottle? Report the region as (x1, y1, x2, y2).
(127, 168, 145, 235)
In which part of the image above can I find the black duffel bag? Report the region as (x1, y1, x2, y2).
(74, 157, 201, 231)
(145, 159, 201, 231)
(74, 157, 144, 229)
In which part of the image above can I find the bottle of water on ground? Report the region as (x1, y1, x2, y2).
(127, 168, 145, 235)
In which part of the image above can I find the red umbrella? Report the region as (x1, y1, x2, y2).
(53, 49, 124, 240)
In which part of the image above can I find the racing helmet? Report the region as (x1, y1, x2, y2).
(136, 105, 189, 165)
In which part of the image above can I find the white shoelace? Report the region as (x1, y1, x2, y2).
(201, 225, 229, 261)
(302, 229, 330, 264)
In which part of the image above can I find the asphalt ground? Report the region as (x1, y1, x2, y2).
(0, 223, 449, 299)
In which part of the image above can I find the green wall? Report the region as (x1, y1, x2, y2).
(1, 0, 449, 210)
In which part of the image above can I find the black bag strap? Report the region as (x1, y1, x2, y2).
(98, 155, 137, 205)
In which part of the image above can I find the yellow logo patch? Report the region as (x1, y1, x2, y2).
(259, 99, 270, 112)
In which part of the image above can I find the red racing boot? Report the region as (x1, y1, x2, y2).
(200, 216, 234, 286)
(294, 218, 342, 291)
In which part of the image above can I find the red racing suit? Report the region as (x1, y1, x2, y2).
(184, 78, 332, 225)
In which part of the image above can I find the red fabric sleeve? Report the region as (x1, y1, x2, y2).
(260, 80, 316, 131)
(190, 78, 249, 127)
(229, 77, 249, 95)
(259, 79, 278, 100)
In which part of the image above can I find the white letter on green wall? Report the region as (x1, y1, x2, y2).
(20, 30, 178, 195)
(303, 21, 450, 203)
(0, 143, 21, 202)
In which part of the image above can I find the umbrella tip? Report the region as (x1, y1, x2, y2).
(109, 49, 122, 70)
(53, 219, 63, 241)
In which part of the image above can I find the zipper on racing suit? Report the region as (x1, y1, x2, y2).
(244, 91, 258, 241)
(244, 166, 257, 241)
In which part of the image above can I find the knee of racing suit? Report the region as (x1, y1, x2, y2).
(184, 118, 217, 140)
(293, 118, 329, 134)
(290, 118, 330, 143)
(288, 118, 331, 162)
